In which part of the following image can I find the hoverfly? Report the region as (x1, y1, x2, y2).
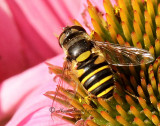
(50, 25, 154, 124)
(58, 25, 154, 100)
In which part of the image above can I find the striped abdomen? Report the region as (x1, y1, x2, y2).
(77, 54, 114, 99)
(58, 25, 114, 98)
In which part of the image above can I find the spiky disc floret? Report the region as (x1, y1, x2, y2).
(46, 0, 160, 125)
(46, 58, 160, 125)
(88, 0, 160, 58)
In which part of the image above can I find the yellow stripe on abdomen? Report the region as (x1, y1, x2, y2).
(76, 51, 91, 62)
(77, 69, 85, 77)
(88, 75, 113, 92)
(97, 86, 114, 98)
(81, 65, 109, 85)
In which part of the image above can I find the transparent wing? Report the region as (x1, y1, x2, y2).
(94, 41, 155, 66)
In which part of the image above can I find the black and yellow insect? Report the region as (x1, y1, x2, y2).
(58, 25, 154, 99)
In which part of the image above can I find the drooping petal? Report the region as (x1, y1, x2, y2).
(0, 0, 81, 82)
(0, 0, 27, 82)
(6, 75, 73, 126)
(0, 54, 65, 125)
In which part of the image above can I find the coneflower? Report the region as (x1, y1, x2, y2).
(45, 0, 160, 125)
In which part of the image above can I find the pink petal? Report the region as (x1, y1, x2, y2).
(0, 0, 27, 82)
(6, 84, 74, 126)
(7, 77, 73, 126)
(0, 0, 81, 82)
(0, 54, 67, 125)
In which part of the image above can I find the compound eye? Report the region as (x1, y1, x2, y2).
(59, 33, 66, 46)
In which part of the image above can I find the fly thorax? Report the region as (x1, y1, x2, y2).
(67, 38, 93, 62)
